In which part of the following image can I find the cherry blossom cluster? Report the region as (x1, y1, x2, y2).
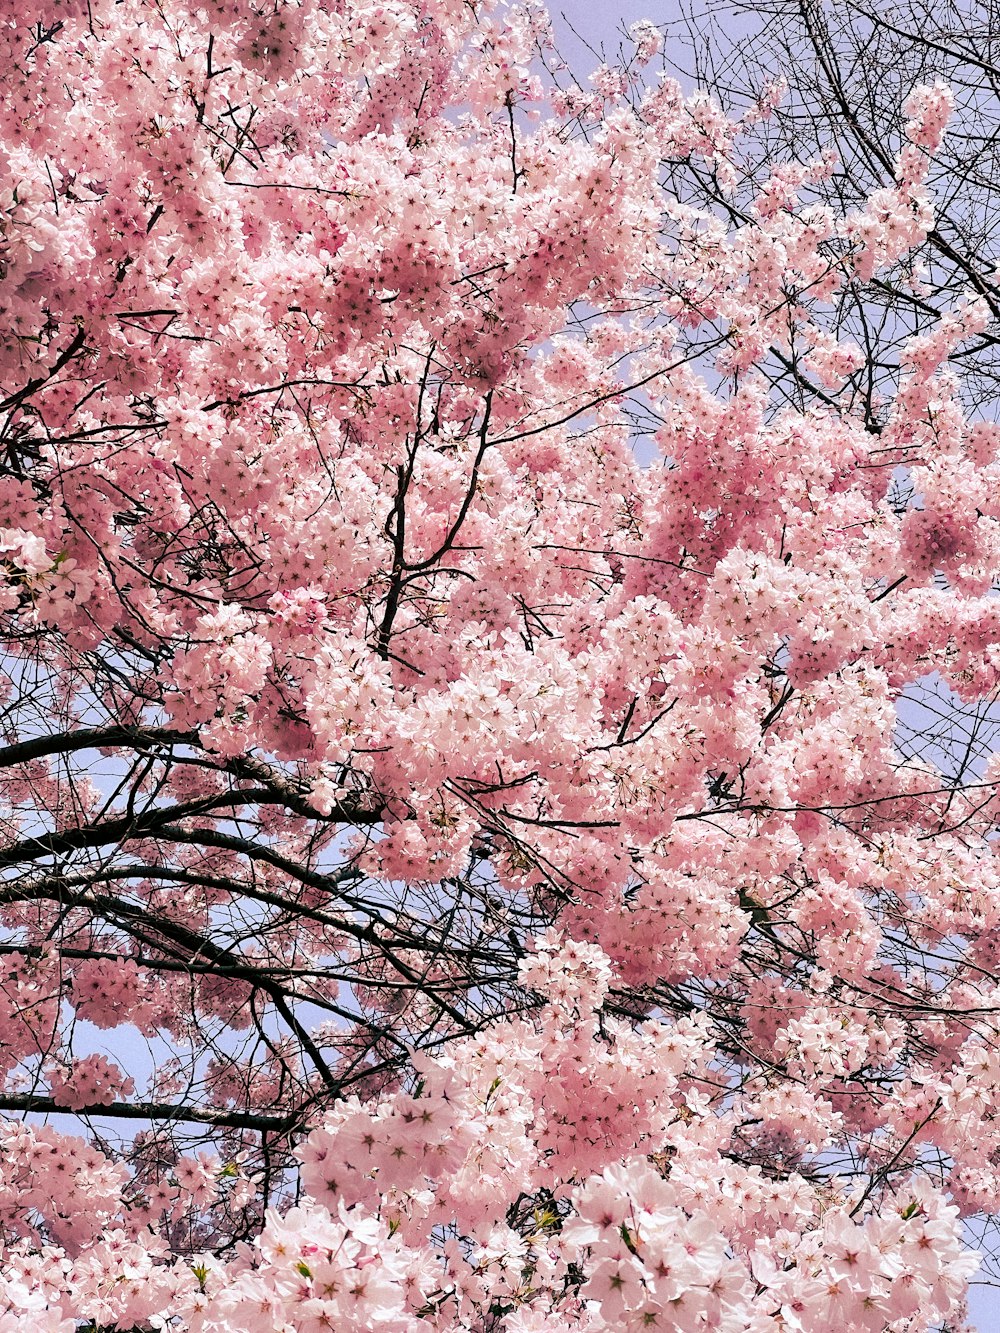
(0, 940, 978, 1329)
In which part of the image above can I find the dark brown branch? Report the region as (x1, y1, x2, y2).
(0, 1093, 298, 1132)
(0, 725, 198, 771)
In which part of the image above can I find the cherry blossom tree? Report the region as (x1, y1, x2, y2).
(648, 0, 1000, 1301)
(0, 0, 995, 1326)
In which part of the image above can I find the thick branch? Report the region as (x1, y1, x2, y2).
(0, 1094, 298, 1132)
